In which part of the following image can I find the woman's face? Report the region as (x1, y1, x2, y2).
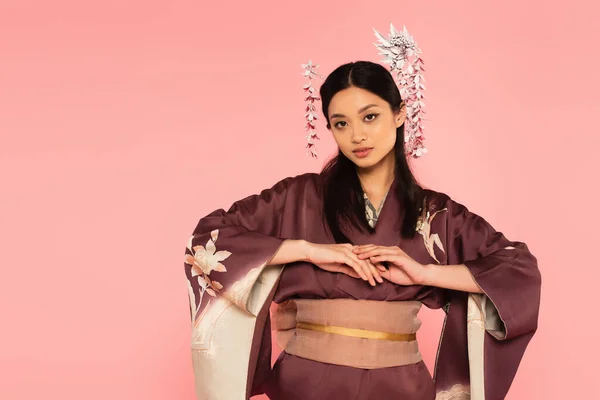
(327, 86, 406, 170)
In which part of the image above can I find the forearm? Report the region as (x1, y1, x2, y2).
(423, 264, 483, 293)
(267, 239, 311, 265)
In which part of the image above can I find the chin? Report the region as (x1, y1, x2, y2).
(351, 156, 382, 169)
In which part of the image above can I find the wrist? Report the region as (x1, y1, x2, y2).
(421, 264, 437, 286)
(298, 240, 313, 262)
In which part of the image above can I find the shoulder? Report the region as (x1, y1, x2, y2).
(271, 172, 322, 191)
(421, 188, 471, 218)
(226, 173, 321, 213)
(421, 188, 452, 211)
(421, 188, 495, 235)
(253, 172, 322, 201)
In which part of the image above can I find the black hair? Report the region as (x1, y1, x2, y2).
(319, 61, 424, 242)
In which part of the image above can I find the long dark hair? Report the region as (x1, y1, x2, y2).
(319, 61, 424, 243)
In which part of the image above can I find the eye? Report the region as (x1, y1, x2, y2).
(364, 113, 379, 122)
(334, 121, 348, 129)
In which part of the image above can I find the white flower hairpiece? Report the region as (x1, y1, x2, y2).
(302, 60, 323, 158)
(373, 24, 427, 158)
(302, 24, 428, 159)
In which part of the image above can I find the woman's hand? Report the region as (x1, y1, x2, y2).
(307, 243, 383, 286)
(352, 245, 431, 286)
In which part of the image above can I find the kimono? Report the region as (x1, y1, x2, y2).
(184, 172, 541, 400)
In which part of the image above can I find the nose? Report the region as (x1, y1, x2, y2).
(351, 128, 367, 144)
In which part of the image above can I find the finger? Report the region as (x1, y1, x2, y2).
(344, 249, 373, 282)
(367, 260, 383, 283)
(355, 257, 375, 286)
(357, 248, 398, 260)
(347, 250, 375, 286)
(370, 254, 404, 264)
(352, 244, 377, 253)
(365, 264, 376, 286)
(354, 253, 377, 286)
(343, 255, 368, 281)
(353, 244, 379, 252)
(351, 249, 388, 284)
(354, 246, 380, 257)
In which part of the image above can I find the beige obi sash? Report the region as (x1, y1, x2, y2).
(272, 298, 423, 369)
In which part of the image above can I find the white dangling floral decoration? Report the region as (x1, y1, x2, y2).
(302, 60, 323, 158)
(373, 24, 428, 158)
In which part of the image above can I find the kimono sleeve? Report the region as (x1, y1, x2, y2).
(184, 176, 294, 400)
(446, 199, 541, 341)
(185, 176, 292, 318)
(443, 198, 541, 399)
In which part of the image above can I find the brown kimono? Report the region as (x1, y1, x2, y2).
(184, 173, 541, 400)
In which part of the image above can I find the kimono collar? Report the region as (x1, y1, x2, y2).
(349, 176, 404, 247)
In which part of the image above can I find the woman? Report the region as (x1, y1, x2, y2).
(184, 61, 541, 400)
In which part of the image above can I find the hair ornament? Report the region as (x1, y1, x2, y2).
(302, 24, 427, 159)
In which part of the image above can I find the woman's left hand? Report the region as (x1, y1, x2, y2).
(352, 245, 431, 286)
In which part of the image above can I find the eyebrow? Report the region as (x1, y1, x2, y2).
(330, 104, 379, 119)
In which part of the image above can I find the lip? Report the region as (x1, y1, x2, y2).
(352, 147, 373, 158)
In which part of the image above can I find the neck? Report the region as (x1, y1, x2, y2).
(356, 151, 396, 197)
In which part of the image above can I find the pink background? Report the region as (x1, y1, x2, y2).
(1, 0, 598, 398)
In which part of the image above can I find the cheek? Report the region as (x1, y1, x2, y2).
(370, 123, 396, 146)
(332, 133, 356, 156)
(332, 131, 349, 146)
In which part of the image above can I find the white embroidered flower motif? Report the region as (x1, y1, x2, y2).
(184, 229, 230, 335)
(416, 199, 447, 264)
(186, 229, 231, 276)
(435, 384, 470, 400)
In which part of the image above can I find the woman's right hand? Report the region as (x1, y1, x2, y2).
(306, 243, 383, 286)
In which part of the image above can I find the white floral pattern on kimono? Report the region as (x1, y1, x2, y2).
(416, 197, 448, 264)
(184, 229, 230, 341)
(364, 191, 389, 228)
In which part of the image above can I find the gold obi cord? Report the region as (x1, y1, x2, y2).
(272, 298, 423, 369)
